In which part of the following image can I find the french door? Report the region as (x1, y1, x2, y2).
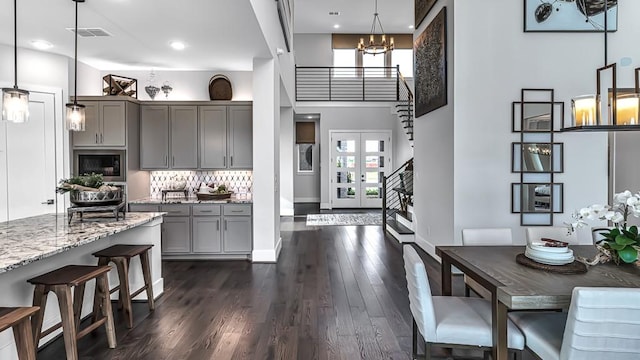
(330, 131, 392, 208)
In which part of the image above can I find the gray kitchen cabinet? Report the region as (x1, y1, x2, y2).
(199, 106, 227, 169)
(170, 106, 198, 169)
(192, 205, 222, 253)
(128, 204, 159, 212)
(228, 105, 252, 169)
(222, 204, 252, 254)
(140, 105, 170, 169)
(160, 204, 191, 254)
(72, 101, 126, 147)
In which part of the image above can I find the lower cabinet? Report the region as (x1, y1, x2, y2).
(129, 202, 252, 258)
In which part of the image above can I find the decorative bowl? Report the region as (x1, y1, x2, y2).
(69, 189, 123, 206)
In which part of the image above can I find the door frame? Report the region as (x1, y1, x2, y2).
(328, 129, 392, 209)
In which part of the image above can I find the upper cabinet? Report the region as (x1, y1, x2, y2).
(141, 102, 252, 170)
(72, 101, 127, 147)
(228, 106, 252, 169)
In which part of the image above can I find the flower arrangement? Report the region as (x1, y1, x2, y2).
(567, 190, 640, 265)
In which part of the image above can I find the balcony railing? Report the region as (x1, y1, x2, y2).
(296, 66, 406, 102)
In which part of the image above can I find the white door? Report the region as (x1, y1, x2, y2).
(0, 91, 58, 220)
(330, 131, 391, 208)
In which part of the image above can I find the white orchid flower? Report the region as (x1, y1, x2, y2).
(614, 190, 633, 205)
(627, 196, 640, 208)
(578, 207, 592, 218)
(610, 212, 625, 224)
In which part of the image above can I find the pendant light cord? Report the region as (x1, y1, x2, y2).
(74, 0, 79, 105)
(604, 0, 608, 65)
(13, 0, 18, 89)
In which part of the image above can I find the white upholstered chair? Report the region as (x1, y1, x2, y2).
(509, 287, 640, 360)
(461, 228, 513, 299)
(525, 226, 578, 245)
(403, 245, 525, 359)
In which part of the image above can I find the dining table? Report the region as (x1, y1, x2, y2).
(436, 245, 640, 360)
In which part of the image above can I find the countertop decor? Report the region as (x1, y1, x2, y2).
(130, 194, 252, 205)
(0, 212, 164, 274)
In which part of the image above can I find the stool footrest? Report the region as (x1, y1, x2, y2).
(130, 285, 148, 299)
(40, 322, 63, 339)
(76, 318, 106, 339)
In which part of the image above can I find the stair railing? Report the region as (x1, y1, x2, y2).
(382, 157, 414, 233)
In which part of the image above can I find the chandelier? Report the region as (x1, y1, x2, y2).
(357, 0, 394, 56)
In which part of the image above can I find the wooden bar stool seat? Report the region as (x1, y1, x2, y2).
(0, 307, 39, 360)
(92, 244, 154, 328)
(28, 265, 116, 360)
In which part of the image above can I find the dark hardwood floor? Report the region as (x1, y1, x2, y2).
(37, 218, 522, 360)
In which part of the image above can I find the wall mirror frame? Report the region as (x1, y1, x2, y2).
(511, 88, 565, 226)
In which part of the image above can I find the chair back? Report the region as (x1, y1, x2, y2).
(525, 226, 578, 245)
(403, 245, 437, 341)
(561, 287, 640, 360)
(462, 228, 513, 246)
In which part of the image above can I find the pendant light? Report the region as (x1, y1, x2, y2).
(66, 0, 86, 132)
(357, 0, 394, 56)
(1, 0, 30, 123)
(565, 0, 640, 131)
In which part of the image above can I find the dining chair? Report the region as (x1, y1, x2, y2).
(461, 228, 513, 298)
(525, 226, 578, 245)
(509, 287, 640, 360)
(403, 244, 525, 359)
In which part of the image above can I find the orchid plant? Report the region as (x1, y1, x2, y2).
(567, 190, 640, 265)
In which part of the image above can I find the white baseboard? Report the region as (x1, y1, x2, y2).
(294, 197, 320, 203)
(320, 202, 331, 210)
(252, 236, 282, 263)
(131, 277, 164, 301)
(415, 234, 439, 262)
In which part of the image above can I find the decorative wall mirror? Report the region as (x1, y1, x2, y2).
(511, 89, 565, 226)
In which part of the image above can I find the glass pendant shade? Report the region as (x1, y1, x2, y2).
(65, 103, 85, 131)
(1, 87, 29, 123)
(613, 93, 640, 125)
(571, 95, 597, 127)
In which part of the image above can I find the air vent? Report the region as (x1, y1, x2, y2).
(329, 11, 340, 16)
(66, 27, 112, 37)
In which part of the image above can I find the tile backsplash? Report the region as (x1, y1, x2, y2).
(150, 170, 252, 198)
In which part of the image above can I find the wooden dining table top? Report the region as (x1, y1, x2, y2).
(436, 245, 640, 310)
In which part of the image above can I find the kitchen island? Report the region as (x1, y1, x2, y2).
(0, 212, 164, 359)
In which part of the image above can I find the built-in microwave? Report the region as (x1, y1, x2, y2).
(73, 150, 126, 182)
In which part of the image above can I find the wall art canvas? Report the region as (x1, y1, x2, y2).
(414, 7, 447, 118)
(524, 0, 618, 32)
(415, 0, 437, 28)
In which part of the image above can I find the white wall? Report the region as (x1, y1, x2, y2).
(293, 119, 320, 202)
(280, 107, 295, 215)
(293, 34, 333, 66)
(295, 103, 400, 208)
(412, 0, 640, 258)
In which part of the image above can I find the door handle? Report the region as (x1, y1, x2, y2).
(224, 220, 227, 231)
(216, 220, 220, 230)
(100, 133, 103, 143)
(41, 199, 54, 205)
(172, 156, 175, 166)
(165, 156, 168, 166)
(230, 156, 233, 167)
(95, 134, 98, 143)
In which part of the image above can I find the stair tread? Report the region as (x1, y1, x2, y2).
(386, 219, 414, 235)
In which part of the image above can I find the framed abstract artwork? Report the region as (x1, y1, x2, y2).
(415, 0, 437, 28)
(414, 7, 447, 118)
(524, 0, 618, 32)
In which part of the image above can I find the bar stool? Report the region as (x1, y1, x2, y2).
(0, 307, 39, 360)
(28, 265, 116, 360)
(92, 244, 155, 328)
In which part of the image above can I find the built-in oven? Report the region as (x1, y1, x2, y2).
(73, 150, 126, 182)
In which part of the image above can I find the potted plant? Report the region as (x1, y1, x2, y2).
(567, 190, 640, 265)
(57, 173, 122, 206)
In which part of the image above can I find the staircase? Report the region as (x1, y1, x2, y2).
(396, 72, 414, 143)
(383, 158, 415, 243)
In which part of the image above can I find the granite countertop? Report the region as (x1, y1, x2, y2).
(129, 194, 253, 205)
(0, 212, 164, 274)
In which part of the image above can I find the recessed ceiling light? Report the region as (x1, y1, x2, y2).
(170, 41, 186, 50)
(333, 24, 340, 29)
(409, 25, 415, 29)
(31, 40, 53, 50)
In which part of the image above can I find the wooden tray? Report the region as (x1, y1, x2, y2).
(196, 192, 232, 201)
(516, 253, 587, 274)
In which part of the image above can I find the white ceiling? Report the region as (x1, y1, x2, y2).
(0, 0, 413, 71)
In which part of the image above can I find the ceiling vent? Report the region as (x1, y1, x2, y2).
(329, 11, 340, 16)
(66, 27, 112, 37)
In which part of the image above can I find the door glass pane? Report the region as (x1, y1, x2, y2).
(336, 140, 356, 153)
(365, 171, 379, 183)
(365, 187, 381, 198)
(337, 187, 356, 199)
(336, 156, 355, 168)
(365, 140, 384, 153)
(365, 156, 384, 168)
(336, 171, 355, 183)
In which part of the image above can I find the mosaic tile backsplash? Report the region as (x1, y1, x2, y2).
(150, 171, 253, 198)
